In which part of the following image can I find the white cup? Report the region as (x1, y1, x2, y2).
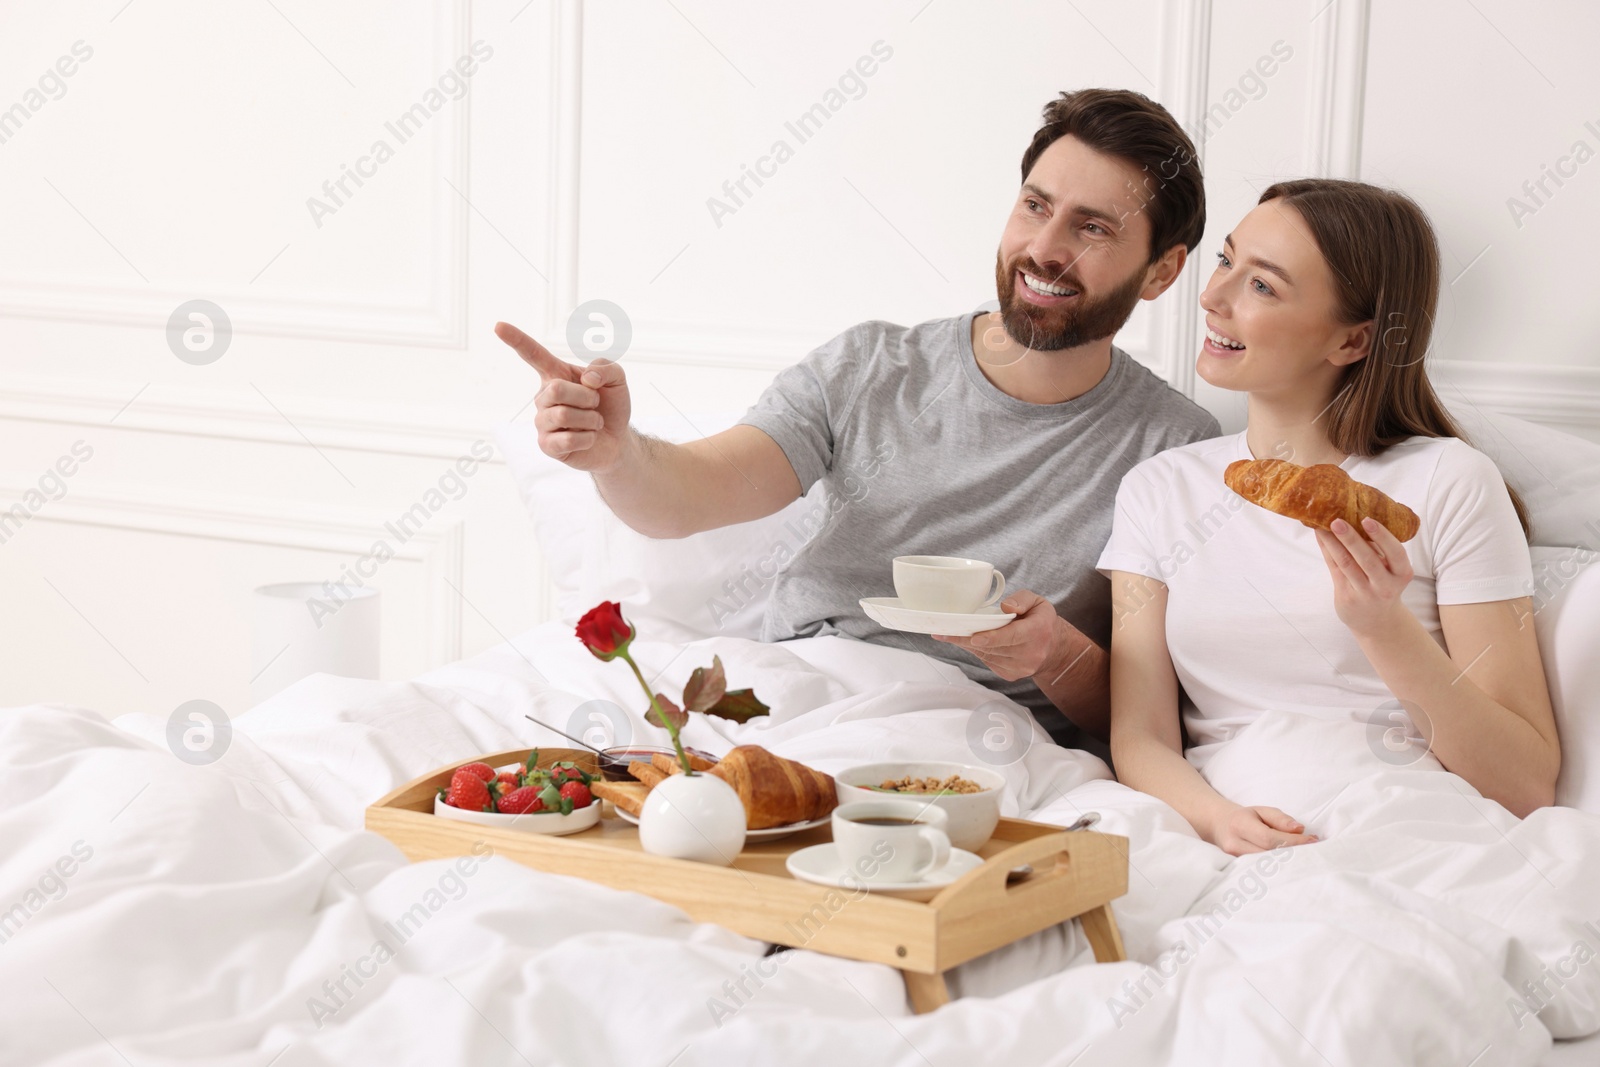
(832, 800, 952, 883)
(892, 555, 1006, 614)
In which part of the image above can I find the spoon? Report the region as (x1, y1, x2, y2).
(523, 714, 607, 755)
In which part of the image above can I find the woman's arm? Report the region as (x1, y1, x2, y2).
(1318, 518, 1559, 816)
(1108, 570, 1319, 854)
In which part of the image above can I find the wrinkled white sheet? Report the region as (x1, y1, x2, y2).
(2, 623, 1596, 1066)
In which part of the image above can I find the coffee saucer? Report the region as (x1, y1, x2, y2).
(786, 842, 984, 901)
(859, 597, 1015, 637)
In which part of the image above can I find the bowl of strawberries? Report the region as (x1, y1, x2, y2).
(433, 750, 600, 835)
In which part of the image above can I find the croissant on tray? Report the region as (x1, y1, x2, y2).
(602, 746, 837, 829)
(1224, 458, 1420, 542)
(709, 746, 837, 829)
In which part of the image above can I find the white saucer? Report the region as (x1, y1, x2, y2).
(859, 597, 1015, 637)
(786, 842, 984, 901)
(612, 806, 831, 842)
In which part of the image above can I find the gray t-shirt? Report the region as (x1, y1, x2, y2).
(737, 311, 1220, 748)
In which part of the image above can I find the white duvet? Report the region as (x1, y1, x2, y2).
(2, 623, 1597, 1066)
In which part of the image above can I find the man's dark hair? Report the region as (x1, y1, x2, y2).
(1020, 88, 1206, 263)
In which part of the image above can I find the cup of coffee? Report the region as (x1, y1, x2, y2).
(892, 555, 1006, 614)
(832, 800, 952, 883)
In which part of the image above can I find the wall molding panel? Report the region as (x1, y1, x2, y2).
(545, 0, 585, 343)
(538, 0, 818, 372)
(0, 282, 466, 350)
(0, 0, 473, 350)
(1153, 0, 1215, 397)
(0, 375, 504, 464)
(1431, 360, 1600, 432)
(0, 479, 466, 667)
(1303, 0, 1371, 180)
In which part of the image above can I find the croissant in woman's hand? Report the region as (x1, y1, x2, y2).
(1224, 459, 1420, 542)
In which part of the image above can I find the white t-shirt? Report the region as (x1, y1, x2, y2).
(1096, 431, 1533, 751)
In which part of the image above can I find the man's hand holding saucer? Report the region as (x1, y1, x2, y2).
(934, 590, 1073, 682)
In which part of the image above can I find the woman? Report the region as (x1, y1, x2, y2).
(1102, 178, 1561, 856)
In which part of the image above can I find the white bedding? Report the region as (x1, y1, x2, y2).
(3, 623, 1598, 1066)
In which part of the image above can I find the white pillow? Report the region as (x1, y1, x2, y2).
(1446, 405, 1600, 551)
(1530, 547, 1600, 813)
(495, 413, 822, 642)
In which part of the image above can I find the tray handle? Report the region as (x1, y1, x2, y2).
(926, 830, 1070, 915)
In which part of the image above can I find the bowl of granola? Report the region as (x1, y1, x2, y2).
(833, 761, 1004, 851)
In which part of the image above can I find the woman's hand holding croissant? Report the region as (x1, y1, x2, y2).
(1315, 516, 1415, 637)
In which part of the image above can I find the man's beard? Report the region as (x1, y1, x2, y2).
(992, 251, 1148, 352)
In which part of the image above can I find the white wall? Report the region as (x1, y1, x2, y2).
(1, 0, 1595, 718)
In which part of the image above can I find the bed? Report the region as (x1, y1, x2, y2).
(2, 405, 1598, 1066)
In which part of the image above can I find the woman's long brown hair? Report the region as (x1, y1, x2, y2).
(1258, 179, 1532, 538)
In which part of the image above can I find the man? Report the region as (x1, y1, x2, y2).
(497, 88, 1219, 754)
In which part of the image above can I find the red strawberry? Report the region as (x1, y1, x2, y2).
(497, 786, 545, 815)
(458, 762, 496, 784)
(494, 771, 521, 793)
(550, 764, 591, 786)
(446, 769, 494, 812)
(559, 780, 593, 809)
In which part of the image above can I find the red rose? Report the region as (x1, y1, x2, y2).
(576, 601, 634, 660)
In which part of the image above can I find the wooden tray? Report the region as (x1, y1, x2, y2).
(366, 747, 1129, 1012)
